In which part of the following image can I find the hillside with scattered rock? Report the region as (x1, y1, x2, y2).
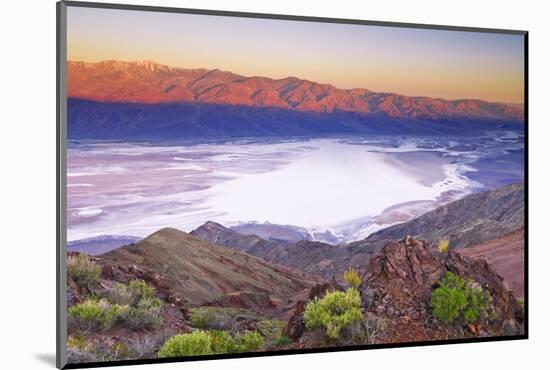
(361, 236, 523, 341)
(99, 227, 320, 312)
(355, 183, 524, 250)
(459, 228, 525, 298)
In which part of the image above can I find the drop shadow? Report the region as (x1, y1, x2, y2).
(34, 353, 56, 367)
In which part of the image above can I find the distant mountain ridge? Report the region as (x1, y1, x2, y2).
(354, 182, 524, 250)
(67, 60, 524, 140)
(68, 60, 523, 121)
(190, 221, 281, 256)
(67, 235, 141, 255)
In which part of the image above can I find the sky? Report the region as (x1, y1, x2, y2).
(67, 6, 525, 103)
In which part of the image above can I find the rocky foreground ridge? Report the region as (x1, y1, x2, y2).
(66, 229, 524, 364)
(65, 181, 526, 363)
(284, 236, 524, 348)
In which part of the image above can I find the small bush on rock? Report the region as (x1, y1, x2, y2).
(67, 254, 101, 290)
(438, 239, 450, 253)
(108, 279, 158, 306)
(343, 268, 362, 289)
(258, 319, 285, 339)
(107, 283, 134, 306)
(111, 342, 130, 360)
(129, 279, 156, 301)
(303, 288, 362, 339)
(91, 340, 132, 362)
(234, 331, 264, 352)
(188, 307, 249, 330)
(120, 303, 162, 330)
(107, 280, 162, 330)
(431, 272, 493, 325)
(158, 332, 212, 358)
(67, 335, 89, 351)
(190, 307, 218, 329)
(208, 330, 237, 354)
(273, 335, 292, 348)
(68, 299, 127, 330)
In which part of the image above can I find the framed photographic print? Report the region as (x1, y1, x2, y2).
(56, 1, 528, 368)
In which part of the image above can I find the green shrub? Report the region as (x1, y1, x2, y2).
(107, 283, 134, 306)
(111, 342, 130, 360)
(67, 254, 101, 290)
(303, 288, 362, 339)
(258, 319, 285, 339)
(190, 307, 220, 329)
(517, 298, 524, 310)
(516, 298, 525, 319)
(463, 281, 493, 323)
(67, 335, 88, 351)
(343, 268, 362, 289)
(273, 335, 292, 348)
(129, 279, 156, 301)
(90, 340, 132, 362)
(120, 304, 162, 330)
(431, 281, 466, 324)
(189, 308, 210, 329)
(106, 280, 162, 330)
(68, 299, 127, 330)
(431, 272, 493, 325)
(189, 307, 235, 329)
(108, 280, 157, 306)
(158, 332, 212, 358)
(438, 239, 450, 253)
(208, 330, 237, 354)
(234, 331, 264, 352)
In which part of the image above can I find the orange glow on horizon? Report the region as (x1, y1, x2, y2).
(67, 7, 525, 104)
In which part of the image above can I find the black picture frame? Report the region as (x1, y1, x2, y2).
(56, 1, 529, 368)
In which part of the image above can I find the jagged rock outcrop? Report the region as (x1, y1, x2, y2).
(361, 236, 523, 341)
(283, 236, 523, 347)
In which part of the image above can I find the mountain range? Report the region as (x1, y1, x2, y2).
(67, 60, 524, 139)
(67, 235, 141, 255)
